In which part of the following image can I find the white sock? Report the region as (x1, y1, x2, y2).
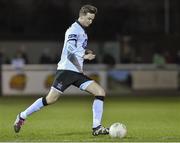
(20, 97, 44, 119)
(92, 99, 104, 128)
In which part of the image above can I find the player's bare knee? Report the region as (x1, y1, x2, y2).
(46, 94, 59, 104)
(96, 88, 106, 97)
(46, 96, 58, 104)
(46, 88, 61, 104)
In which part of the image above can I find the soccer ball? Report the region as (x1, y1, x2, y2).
(109, 122, 127, 138)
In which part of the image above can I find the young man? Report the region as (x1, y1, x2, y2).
(14, 4, 109, 136)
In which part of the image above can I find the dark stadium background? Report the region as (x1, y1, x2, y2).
(0, 0, 180, 142)
(0, 0, 180, 64)
(0, 0, 179, 39)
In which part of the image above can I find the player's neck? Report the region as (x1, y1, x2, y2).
(76, 19, 86, 30)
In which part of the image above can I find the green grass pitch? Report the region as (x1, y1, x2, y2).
(0, 95, 180, 142)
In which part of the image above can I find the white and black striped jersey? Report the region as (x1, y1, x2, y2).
(57, 21, 88, 73)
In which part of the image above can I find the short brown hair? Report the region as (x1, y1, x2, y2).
(79, 5, 97, 16)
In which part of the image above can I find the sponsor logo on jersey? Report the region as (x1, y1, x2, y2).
(68, 34, 77, 39)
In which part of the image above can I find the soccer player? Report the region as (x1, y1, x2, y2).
(14, 4, 109, 136)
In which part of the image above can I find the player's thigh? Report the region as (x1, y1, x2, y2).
(85, 81, 106, 96)
(46, 87, 62, 104)
(52, 70, 74, 92)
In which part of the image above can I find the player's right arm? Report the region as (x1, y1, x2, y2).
(65, 30, 83, 71)
(66, 33, 78, 53)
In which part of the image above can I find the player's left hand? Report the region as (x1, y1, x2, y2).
(83, 53, 96, 60)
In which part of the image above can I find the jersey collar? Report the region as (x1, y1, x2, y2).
(76, 20, 87, 33)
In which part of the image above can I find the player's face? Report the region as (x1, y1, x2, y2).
(81, 13, 95, 27)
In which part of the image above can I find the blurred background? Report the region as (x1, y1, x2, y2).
(0, 0, 180, 96)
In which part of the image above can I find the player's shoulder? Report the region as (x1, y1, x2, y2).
(66, 22, 83, 35)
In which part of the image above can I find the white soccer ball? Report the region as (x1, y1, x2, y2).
(109, 122, 127, 138)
